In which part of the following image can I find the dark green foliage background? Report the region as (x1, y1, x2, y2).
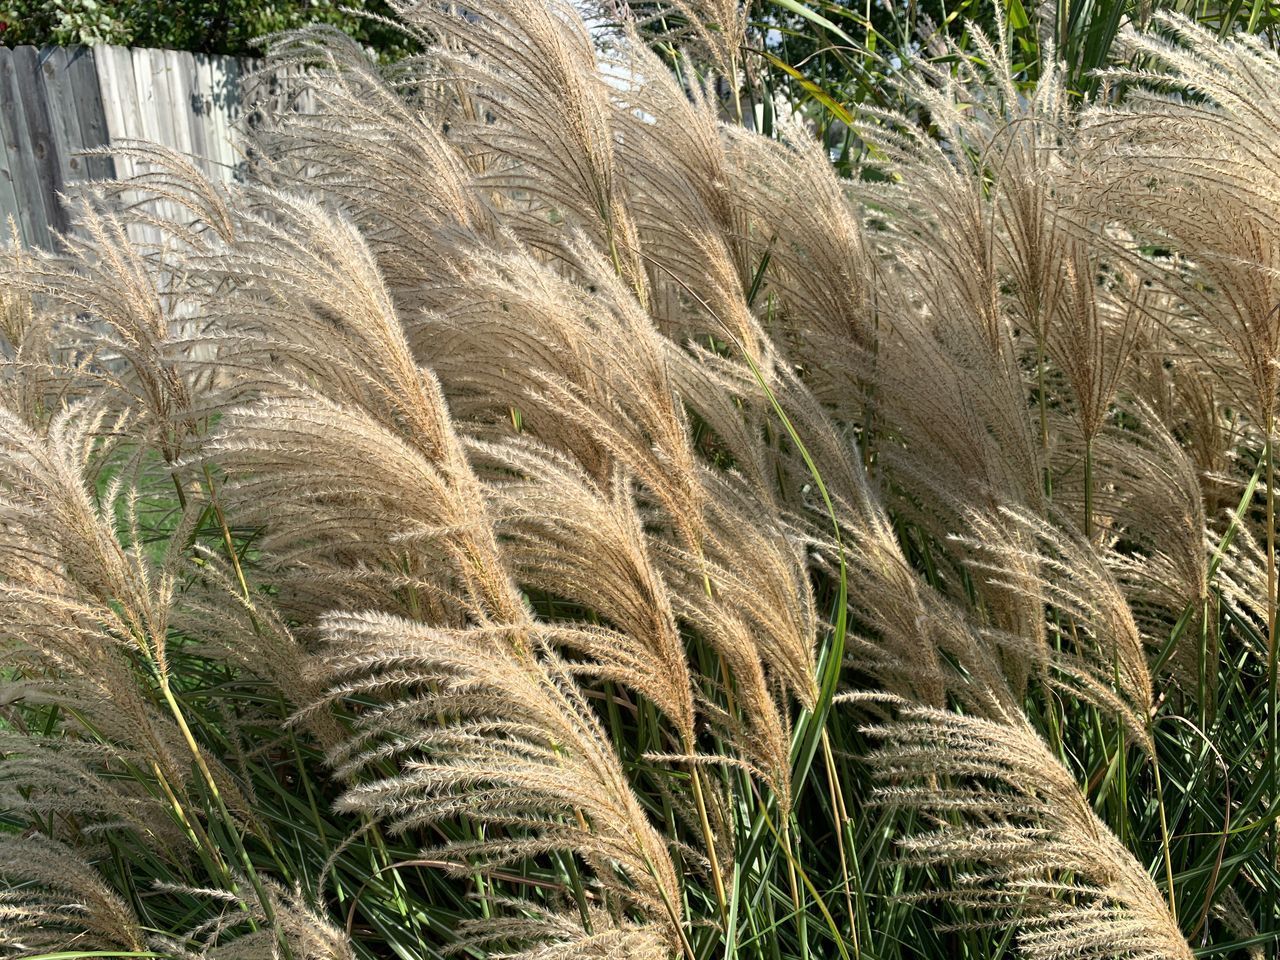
(0, 0, 408, 57)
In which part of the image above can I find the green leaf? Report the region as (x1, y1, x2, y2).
(764, 0, 859, 47)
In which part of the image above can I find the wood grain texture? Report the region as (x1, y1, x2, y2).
(13, 46, 70, 240)
(65, 47, 114, 181)
(0, 46, 52, 247)
(4, 44, 272, 249)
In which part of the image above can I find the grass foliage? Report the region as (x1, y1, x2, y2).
(2, 2, 1280, 959)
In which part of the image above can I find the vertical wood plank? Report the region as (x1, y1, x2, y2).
(129, 46, 161, 146)
(130, 46, 169, 246)
(13, 46, 68, 241)
(39, 47, 87, 200)
(223, 55, 245, 181)
(192, 53, 219, 178)
(66, 46, 114, 181)
(108, 46, 153, 244)
(145, 48, 175, 149)
(96, 44, 136, 179)
(153, 49, 174, 149)
(177, 50, 207, 175)
(0, 46, 52, 248)
(166, 50, 195, 163)
(0, 50, 21, 241)
(207, 54, 239, 182)
(96, 44, 134, 228)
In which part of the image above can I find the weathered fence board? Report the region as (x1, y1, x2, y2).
(65, 48, 114, 182)
(17, 47, 72, 240)
(0, 43, 255, 249)
(0, 46, 53, 248)
(94, 45, 133, 180)
(40, 49, 84, 195)
(0, 56, 20, 242)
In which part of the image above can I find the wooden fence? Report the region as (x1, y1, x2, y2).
(0, 44, 251, 249)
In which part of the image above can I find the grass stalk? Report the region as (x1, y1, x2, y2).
(1267, 425, 1278, 935)
(690, 760, 731, 929)
(1149, 739, 1179, 925)
(757, 791, 851, 960)
(820, 729, 859, 955)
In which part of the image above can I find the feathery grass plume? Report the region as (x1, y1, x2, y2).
(786, 384, 1016, 713)
(200, 189, 454, 444)
(608, 39, 754, 300)
(668, 228, 772, 367)
(714, 118, 876, 395)
(1089, 408, 1214, 691)
(617, 0, 753, 104)
(0, 402, 268, 834)
(250, 24, 493, 296)
(684, 467, 819, 708)
(1040, 247, 1145, 447)
(647, 467, 817, 817)
(851, 283, 1052, 692)
(6, 1, 1278, 957)
(591, 308, 821, 810)
(451, 898, 673, 960)
(841, 19, 1132, 695)
(79, 141, 237, 251)
(849, 49, 1045, 513)
(1082, 14, 1280, 432)
(846, 14, 1073, 500)
(663, 340, 780, 501)
(851, 20, 1027, 347)
(1217, 519, 1274, 650)
(181, 167, 692, 952)
(395, 0, 647, 295)
(0, 252, 75, 430)
(479, 437, 698, 744)
(0, 732, 189, 860)
(0, 405, 174, 738)
(1161, 364, 1240, 519)
(0, 834, 145, 954)
(963, 507, 1158, 752)
(439, 241, 807, 826)
(829, 535, 1014, 716)
(189, 194, 512, 620)
(1119, 316, 1239, 509)
(1080, 19, 1280, 916)
(203, 386, 495, 622)
(1211, 888, 1265, 960)
(0, 205, 197, 467)
(658, 569, 794, 813)
(171, 549, 344, 749)
(421, 240, 708, 553)
(869, 705, 1194, 960)
(157, 880, 355, 960)
(315, 612, 687, 957)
